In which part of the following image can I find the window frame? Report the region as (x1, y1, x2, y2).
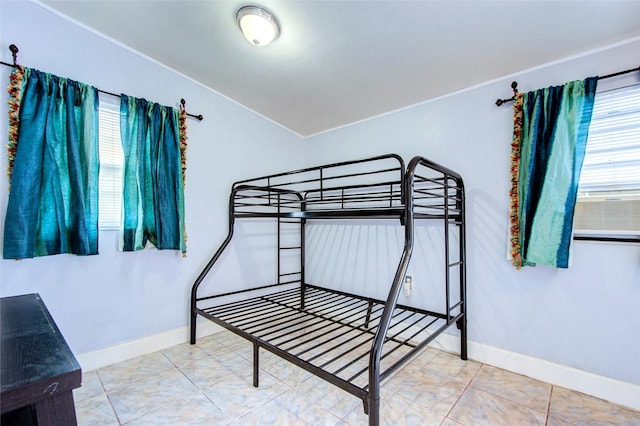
(573, 81, 640, 243)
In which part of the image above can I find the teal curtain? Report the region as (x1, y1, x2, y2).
(3, 68, 99, 259)
(119, 95, 186, 253)
(511, 77, 597, 269)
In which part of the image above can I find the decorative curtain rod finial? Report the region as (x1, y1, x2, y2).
(495, 81, 519, 107)
(179, 98, 204, 121)
(9, 44, 18, 66)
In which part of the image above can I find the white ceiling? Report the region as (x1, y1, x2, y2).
(42, 0, 640, 137)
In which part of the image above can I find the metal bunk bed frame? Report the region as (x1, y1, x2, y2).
(190, 154, 467, 425)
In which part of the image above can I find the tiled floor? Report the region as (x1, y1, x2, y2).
(75, 330, 640, 425)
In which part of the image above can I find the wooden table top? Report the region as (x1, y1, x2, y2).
(1, 293, 81, 414)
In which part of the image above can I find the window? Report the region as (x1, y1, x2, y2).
(574, 83, 640, 241)
(98, 101, 124, 230)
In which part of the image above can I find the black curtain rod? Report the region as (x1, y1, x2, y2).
(495, 65, 640, 107)
(0, 44, 204, 121)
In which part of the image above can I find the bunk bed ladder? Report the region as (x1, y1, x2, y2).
(276, 193, 305, 308)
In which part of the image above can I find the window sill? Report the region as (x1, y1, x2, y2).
(574, 233, 640, 243)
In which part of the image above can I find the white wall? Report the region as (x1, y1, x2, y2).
(0, 1, 304, 355)
(303, 39, 640, 386)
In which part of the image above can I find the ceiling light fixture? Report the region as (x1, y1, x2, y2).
(236, 5, 280, 47)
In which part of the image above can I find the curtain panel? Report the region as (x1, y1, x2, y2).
(509, 77, 597, 269)
(119, 95, 186, 255)
(3, 67, 99, 259)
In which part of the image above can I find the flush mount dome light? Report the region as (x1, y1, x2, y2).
(236, 5, 280, 47)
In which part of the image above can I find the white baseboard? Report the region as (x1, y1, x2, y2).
(77, 323, 639, 412)
(76, 320, 222, 373)
(429, 333, 640, 412)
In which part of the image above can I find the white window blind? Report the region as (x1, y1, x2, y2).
(579, 84, 640, 193)
(98, 102, 123, 230)
(575, 83, 640, 238)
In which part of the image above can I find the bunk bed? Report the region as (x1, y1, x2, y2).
(190, 153, 467, 425)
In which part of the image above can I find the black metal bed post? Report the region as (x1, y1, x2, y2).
(277, 193, 282, 284)
(253, 342, 260, 387)
(457, 179, 468, 360)
(367, 157, 417, 426)
(364, 301, 374, 328)
(190, 187, 237, 344)
(300, 200, 307, 310)
(444, 176, 451, 324)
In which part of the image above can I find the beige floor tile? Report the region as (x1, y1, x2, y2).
(124, 392, 231, 425)
(220, 328, 256, 346)
(202, 369, 289, 420)
(107, 368, 201, 424)
(257, 347, 282, 365)
(177, 351, 252, 388)
(546, 416, 578, 426)
(470, 364, 551, 413)
(383, 362, 467, 415)
(409, 346, 444, 363)
(233, 388, 342, 425)
(75, 370, 105, 402)
(409, 347, 480, 384)
(228, 340, 255, 362)
(549, 386, 640, 425)
(342, 389, 444, 425)
(161, 341, 211, 366)
(448, 386, 546, 426)
(192, 333, 218, 345)
(295, 374, 362, 419)
(75, 392, 119, 426)
(193, 333, 237, 357)
(261, 353, 313, 387)
(440, 418, 465, 426)
(213, 330, 249, 349)
(97, 352, 175, 391)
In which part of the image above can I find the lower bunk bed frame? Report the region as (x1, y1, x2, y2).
(190, 154, 467, 425)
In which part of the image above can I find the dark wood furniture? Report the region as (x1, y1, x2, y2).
(1, 293, 81, 426)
